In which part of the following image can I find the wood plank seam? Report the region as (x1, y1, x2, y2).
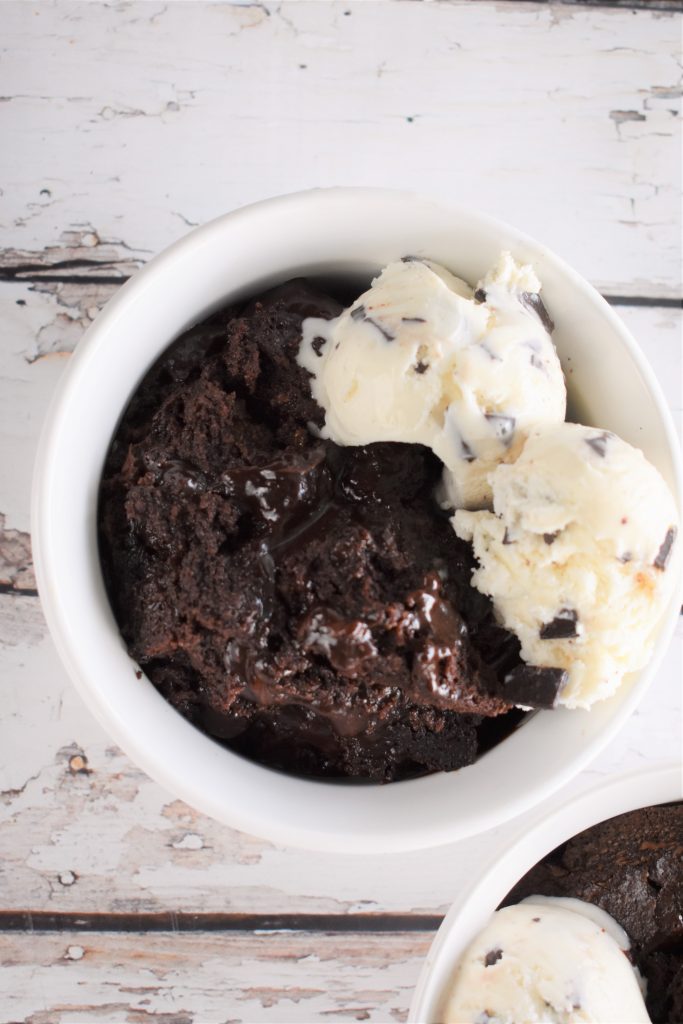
(0, 585, 38, 598)
(0, 912, 444, 934)
(602, 296, 683, 309)
(504, 0, 683, 10)
(1, 272, 680, 308)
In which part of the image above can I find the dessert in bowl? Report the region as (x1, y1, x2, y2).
(409, 764, 682, 1023)
(32, 189, 682, 851)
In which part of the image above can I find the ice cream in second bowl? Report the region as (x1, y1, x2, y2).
(441, 897, 650, 1024)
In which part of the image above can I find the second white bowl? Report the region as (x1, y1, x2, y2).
(410, 763, 682, 1022)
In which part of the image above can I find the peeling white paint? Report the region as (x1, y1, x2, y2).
(0, 1, 681, 295)
(2, 932, 428, 1023)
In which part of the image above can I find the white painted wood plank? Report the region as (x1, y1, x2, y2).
(0, 931, 429, 1023)
(1, 1, 681, 297)
(1, 597, 679, 915)
(0, 274, 121, 530)
(613, 304, 683, 434)
(0, 0, 681, 960)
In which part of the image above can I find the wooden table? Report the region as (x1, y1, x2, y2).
(1, 2, 681, 1021)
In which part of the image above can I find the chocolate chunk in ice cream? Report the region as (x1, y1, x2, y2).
(539, 608, 580, 640)
(501, 664, 568, 709)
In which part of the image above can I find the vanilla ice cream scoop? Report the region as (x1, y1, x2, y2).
(454, 422, 679, 709)
(441, 897, 650, 1024)
(297, 253, 566, 509)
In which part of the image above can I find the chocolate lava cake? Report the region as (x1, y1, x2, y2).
(98, 279, 532, 781)
(505, 802, 683, 1023)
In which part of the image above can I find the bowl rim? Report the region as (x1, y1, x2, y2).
(408, 761, 683, 1022)
(31, 187, 683, 853)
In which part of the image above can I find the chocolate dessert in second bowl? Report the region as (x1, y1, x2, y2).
(98, 278, 528, 782)
(436, 801, 682, 1023)
(504, 802, 683, 1023)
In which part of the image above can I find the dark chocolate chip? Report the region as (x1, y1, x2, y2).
(349, 303, 395, 341)
(400, 254, 424, 263)
(485, 414, 516, 447)
(654, 526, 677, 570)
(414, 361, 429, 374)
(460, 438, 476, 462)
(502, 664, 568, 709)
(543, 531, 559, 545)
(585, 431, 611, 458)
(532, 917, 541, 923)
(619, 551, 633, 564)
(540, 608, 579, 640)
(520, 291, 555, 333)
(480, 342, 502, 362)
(311, 335, 326, 357)
(366, 317, 395, 342)
(474, 288, 486, 303)
(401, 316, 426, 323)
(502, 528, 514, 545)
(530, 353, 545, 371)
(484, 948, 502, 967)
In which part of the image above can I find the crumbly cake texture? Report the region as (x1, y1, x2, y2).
(99, 280, 526, 782)
(505, 802, 683, 1024)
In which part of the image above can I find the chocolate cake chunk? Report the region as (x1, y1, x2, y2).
(504, 803, 683, 1023)
(99, 279, 525, 782)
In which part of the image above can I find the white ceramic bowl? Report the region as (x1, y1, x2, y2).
(32, 188, 682, 853)
(409, 762, 682, 1022)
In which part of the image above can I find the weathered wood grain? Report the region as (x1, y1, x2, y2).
(555, 1, 682, 9)
(0, 3, 681, 1016)
(0, 225, 146, 281)
(0, 515, 35, 593)
(1, 605, 679, 916)
(1, 1, 681, 297)
(0, 930, 430, 1023)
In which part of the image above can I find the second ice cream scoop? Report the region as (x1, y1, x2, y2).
(454, 422, 679, 709)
